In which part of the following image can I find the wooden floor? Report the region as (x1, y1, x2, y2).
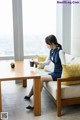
(1, 80, 80, 120)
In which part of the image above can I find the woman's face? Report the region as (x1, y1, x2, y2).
(46, 43, 56, 49)
(46, 44, 51, 49)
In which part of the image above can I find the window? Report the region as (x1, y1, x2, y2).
(0, 0, 14, 57)
(22, 0, 56, 55)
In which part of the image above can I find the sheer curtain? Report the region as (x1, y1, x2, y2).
(0, 0, 14, 56)
(22, 0, 56, 55)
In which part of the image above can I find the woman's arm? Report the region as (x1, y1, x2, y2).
(39, 56, 51, 66)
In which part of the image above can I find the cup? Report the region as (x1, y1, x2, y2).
(30, 61, 34, 67)
(35, 64, 37, 68)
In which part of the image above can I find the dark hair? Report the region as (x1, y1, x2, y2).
(45, 35, 62, 49)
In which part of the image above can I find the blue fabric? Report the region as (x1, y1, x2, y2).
(48, 48, 62, 81)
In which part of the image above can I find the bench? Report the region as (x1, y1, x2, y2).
(36, 53, 80, 116)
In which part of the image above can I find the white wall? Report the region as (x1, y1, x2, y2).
(56, 3, 63, 45)
(63, 3, 71, 54)
(12, 0, 24, 61)
(56, 1, 80, 56)
(71, 4, 80, 56)
(56, 0, 71, 54)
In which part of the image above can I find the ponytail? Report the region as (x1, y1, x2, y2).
(57, 43, 62, 49)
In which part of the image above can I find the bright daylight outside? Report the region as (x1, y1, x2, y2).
(0, 0, 56, 56)
(22, 0, 56, 55)
(0, 0, 14, 56)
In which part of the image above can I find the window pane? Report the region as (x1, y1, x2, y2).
(22, 0, 56, 55)
(0, 0, 14, 56)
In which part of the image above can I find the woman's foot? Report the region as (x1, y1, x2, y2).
(26, 105, 34, 110)
(24, 96, 30, 100)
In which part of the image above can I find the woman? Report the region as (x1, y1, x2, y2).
(24, 35, 65, 109)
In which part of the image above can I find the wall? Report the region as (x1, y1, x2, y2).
(56, 1, 80, 56)
(12, 0, 24, 61)
(56, 0, 71, 54)
(71, 4, 80, 56)
(56, 3, 63, 45)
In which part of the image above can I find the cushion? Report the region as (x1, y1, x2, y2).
(44, 81, 80, 99)
(36, 55, 47, 69)
(70, 57, 80, 64)
(62, 64, 80, 85)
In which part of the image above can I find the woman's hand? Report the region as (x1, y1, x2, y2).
(33, 61, 39, 68)
(34, 61, 39, 65)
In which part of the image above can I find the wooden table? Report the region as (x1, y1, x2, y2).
(0, 60, 41, 116)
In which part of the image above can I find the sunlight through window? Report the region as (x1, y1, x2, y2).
(22, 0, 56, 55)
(0, 0, 14, 56)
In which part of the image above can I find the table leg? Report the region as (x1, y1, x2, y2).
(23, 79, 27, 88)
(33, 77, 41, 116)
(0, 81, 2, 112)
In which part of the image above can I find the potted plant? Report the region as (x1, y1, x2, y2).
(10, 62, 15, 68)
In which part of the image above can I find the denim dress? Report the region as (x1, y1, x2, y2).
(48, 48, 62, 81)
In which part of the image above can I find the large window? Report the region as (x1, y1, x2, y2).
(22, 0, 56, 55)
(0, 0, 14, 56)
(0, 0, 56, 60)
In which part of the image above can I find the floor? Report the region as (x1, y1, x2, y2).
(1, 80, 80, 120)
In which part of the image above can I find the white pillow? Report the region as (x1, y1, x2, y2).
(44, 61, 54, 72)
(65, 53, 75, 64)
(70, 57, 80, 64)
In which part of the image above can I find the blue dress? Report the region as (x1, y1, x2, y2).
(48, 47, 62, 81)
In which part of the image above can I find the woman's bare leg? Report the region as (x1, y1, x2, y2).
(27, 75, 53, 98)
(26, 75, 53, 109)
(40, 75, 53, 90)
(28, 87, 33, 97)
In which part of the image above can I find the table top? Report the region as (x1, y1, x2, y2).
(0, 60, 40, 81)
